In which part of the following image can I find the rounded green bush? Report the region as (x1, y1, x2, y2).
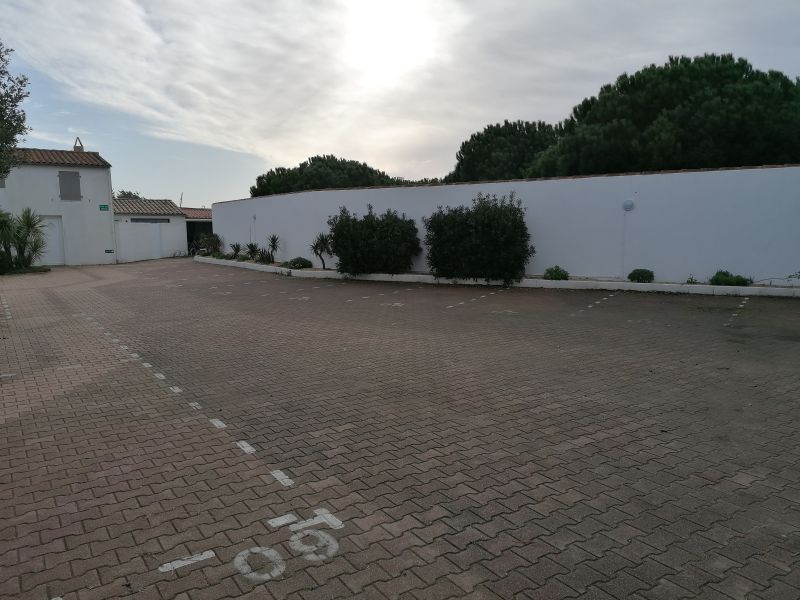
(628, 268, 654, 283)
(709, 270, 752, 286)
(543, 265, 569, 280)
(281, 257, 313, 269)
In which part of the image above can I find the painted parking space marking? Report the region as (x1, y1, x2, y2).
(270, 469, 294, 486)
(236, 440, 256, 454)
(210, 418, 226, 429)
(234, 547, 285, 582)
(142, 362, 152, 368)
(158, 550, 216, 572)
(154, 373, 166, 379)
(724, 296, 749, 327)
(189, 402, 202, 410)
(169, 386, 183, 393)
(267, 514, 297, 527)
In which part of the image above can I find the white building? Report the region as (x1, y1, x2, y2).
(0, 141, 116, 265)
(112, 198, 188, 263)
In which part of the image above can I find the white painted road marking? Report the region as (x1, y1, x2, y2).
(234, 547, 285, 582)
(142, 363, 152, 368)
(169, 386, 183, 393)
(236, 440, 256, 454)
(270, 469, 294, 486)
(189, 402, 202, 410)
(268, 514, 298, 528)
(158, 550, 216, 572)
(154, 373, 166, 380)
(289, 508, 344, 531)
(210, 418, 226, 428)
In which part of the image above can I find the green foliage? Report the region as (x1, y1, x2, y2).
(9, 208, 46, 268)
(328, 205, 421, 275)
(199, 233, 223, 255)
(628, 268, 655, 283)
(0, 208, 13, 273)
(445, 120, 556, 183)
(423, 192, 534, 285)
(267, 234, 280, 262)
(527, 54, 800, 177)
(281, 257, 313, 269)
(543, 265, 569, 280)
(709, 270, 752, 286)
(0, 42, 29, 181)
(686, 274, 699, 284)
(245, 242, 258, 260)
(310, 232, 332, 270)
(114, 189, 142, 199)
(256, 247, 271, 263)
(230, 242, 242, 258)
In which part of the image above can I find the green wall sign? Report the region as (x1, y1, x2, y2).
(99, 204, 109, 211)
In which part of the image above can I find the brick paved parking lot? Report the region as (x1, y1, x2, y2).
(1, 259, 799, 600)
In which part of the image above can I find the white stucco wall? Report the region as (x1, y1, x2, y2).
(212, 166, 800, 285)
(114, 215, 188, 263)
(0, 164, 115, 265)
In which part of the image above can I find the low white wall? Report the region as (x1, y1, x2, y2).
(114, 216, 188, 263)
(212, 166, 800, 285)
(0, 164, 115, 265)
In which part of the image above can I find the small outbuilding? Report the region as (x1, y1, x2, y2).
(112, 198, 188, 263)
(181, 206, 213, 250)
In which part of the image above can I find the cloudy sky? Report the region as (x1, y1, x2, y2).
(4, 0, 800, 205)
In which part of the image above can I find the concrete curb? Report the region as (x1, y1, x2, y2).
(193, 257, 799, 298)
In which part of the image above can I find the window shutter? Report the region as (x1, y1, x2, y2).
(58, 171, 82, 200)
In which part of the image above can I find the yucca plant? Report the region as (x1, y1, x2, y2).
(246, 242, 259, 260)
(257, 247, 271, 264)
(0, 209, 13, 272)
(267, 234, 280, 262)
(310, 232, 332, 269)
(12, 208, 47, 268)
(230, 242, 242, 258)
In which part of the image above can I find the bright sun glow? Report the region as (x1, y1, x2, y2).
(343, 0, 440, 90)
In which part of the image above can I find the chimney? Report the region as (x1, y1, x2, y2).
(73, 136, 84, 152)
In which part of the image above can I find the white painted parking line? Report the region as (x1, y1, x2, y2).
(169, 386, 183, 393)
(189, 402, 202, 409)
(270, 469, 294, 487)
(158, 550, 216, 572)
(0, 373, 15, 379)
(142, 362, 152, 368)
(119, 345, 128, 350)
(154, 373, 166, 379)
(236, 440, 256, 454)
(210, 418, 226, 428)
(130, 353, 139, 358)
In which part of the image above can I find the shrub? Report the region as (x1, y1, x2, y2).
(628, 268, 654, 283)
(11, 208, 47, 268)
(423, 192, 534, 284)
(236, 254, 250, 262)
(543, 265, 569, 280)
(686, 274, 699, 284)
(281, 257, 313, 269)
(267, 234, 280, 262)
(230, 242, 242, 258)
(256, 247, 271, 263)
(328, 205, 421, 275)
(709, 270, 752, 286)
(310, 232, 332, 269)
(199, 233, 223, 255)
(246, 242, 259, 260)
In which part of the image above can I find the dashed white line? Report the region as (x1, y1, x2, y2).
(270, 469, 294, 487)
(169, 386, 183, 394)
(154, 373, 166, 380)
(189, 402, 202, 410)
(209, 418, 226, 428)
(142, 363, 152, 368)
(158, 550, 216, 572)
(236, 440, 256, 454)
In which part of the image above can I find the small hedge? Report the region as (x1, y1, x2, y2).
(281, 257, 313, 269)
(543, 265, 569, 280)
(328, 205, 421, 275)
(628, 268, 654, 283)
(709, 270, 752, 286)
(423, 192, 534, 285)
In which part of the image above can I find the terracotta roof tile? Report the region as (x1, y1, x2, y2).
(181, 207, 212, 220)
(113, 198, 184, 216)
(16, 148, 111, 168)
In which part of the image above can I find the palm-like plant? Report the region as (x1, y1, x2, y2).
(310, 232, 332, 270)
(230, 242, 242, 258)
(246, 242, 259, 260)
(0, 209, 13, 272)
(12, 208, 46, 268)
(257, 247, 271, 264)
(267, 234, 280, 262)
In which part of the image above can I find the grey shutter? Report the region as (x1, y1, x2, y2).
(58, 171, 81, 200)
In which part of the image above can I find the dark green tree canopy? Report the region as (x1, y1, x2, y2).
(114, 189, 143, 199)
(251, 155, 398, 197)
(444, 120, 556, 183)
(0, 41, 30, 180)
(527, 54, 800, 177)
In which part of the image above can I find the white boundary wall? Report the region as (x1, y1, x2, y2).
(213, 166, 800, 285)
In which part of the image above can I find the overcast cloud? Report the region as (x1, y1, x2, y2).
(3, 0, 800, 180)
